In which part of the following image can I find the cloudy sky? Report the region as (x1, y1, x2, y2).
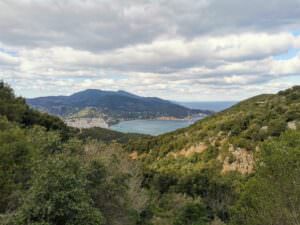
(0, 0, 300, 101)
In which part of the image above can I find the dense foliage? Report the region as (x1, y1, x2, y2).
(231, 131, 300, 225)
(0, 82, 75, 139)
(0, 82, 148, 225)
(78, 127, 150, 144)
(11, 156, 103, 225)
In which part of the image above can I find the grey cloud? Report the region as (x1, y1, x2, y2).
(0, 0, 300, 100)
(0, 0, 300, 51)
(174, 0, 300, 37)
(0, 0, 169, 51)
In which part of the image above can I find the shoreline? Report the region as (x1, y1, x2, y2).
(64, 114, 207, 129)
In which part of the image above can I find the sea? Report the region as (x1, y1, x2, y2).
(110, 101, 237, 136)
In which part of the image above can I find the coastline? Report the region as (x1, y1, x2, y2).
(63, 113, 207, 129)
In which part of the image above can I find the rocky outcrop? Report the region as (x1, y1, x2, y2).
(287, 121, 297, 130)
(221, 145, 254, 174)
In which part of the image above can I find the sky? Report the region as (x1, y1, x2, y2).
(0, 0, 300, 101)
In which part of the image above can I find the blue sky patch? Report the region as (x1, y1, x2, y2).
(292, 30, 300, 36)
(274, 48, 299, 60)
(0, 48, 18, 57)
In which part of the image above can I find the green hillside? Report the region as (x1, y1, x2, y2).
(0, 82, 73, 137)
(126, 86, 300, 224)
(0, 82, 148, 225)
(78, 127, 150, 144)
(129, 86, 300, 163)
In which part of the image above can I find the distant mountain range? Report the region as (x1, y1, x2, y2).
(27, 89, 213, 126)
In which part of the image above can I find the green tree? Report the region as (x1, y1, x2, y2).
(11, 156, 103, 225)
(0, 82, 27, 123)
(0, 118, 35, 213)
(174, 202, 209, 225)
(85, 143, 148, 225)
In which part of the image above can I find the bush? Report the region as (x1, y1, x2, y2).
(268, 118, 286, 136)
(11, 156, 103, 225)
(174, 202, 209, 225)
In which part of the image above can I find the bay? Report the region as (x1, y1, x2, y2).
(110, 119, 196, 136)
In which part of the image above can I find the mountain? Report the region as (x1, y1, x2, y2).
(0, 82, 145, 144)
(27, 89, 213, 126)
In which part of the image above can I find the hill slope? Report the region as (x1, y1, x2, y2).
(131, 86, 300, 174)
(27, 89, 212, 126)
(0, 82, 149, 225)
(125, 86, 300, 224)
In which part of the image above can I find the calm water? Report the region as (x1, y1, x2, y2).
(110, 119, 195, 136)
(110, 102, 237, 135)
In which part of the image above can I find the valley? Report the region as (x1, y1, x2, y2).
(0, 82, 299, 225)
(1, 1, 299, 224)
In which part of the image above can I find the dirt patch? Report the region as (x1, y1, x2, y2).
(287, 121, 297, 130)
(129, 151, 138, 160)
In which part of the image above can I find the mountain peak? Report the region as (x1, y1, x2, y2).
(71, 89, 103, 96)
(117, 90, 141, 98)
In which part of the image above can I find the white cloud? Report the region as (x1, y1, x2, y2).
(12, 33, 300, 73)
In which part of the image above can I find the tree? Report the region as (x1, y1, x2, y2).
(0, 81, 27, 123)
(11, 155, 103, 225)
(85, 143, 148, 225)
(174, 202, 209, 225)
(0, 119, 35, 213)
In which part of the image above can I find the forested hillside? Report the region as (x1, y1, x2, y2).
(1, 82, 300, 225)
(126, 86, 300, 225)
(129, 86, 300, 164)
(0, 82, 148, 225)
